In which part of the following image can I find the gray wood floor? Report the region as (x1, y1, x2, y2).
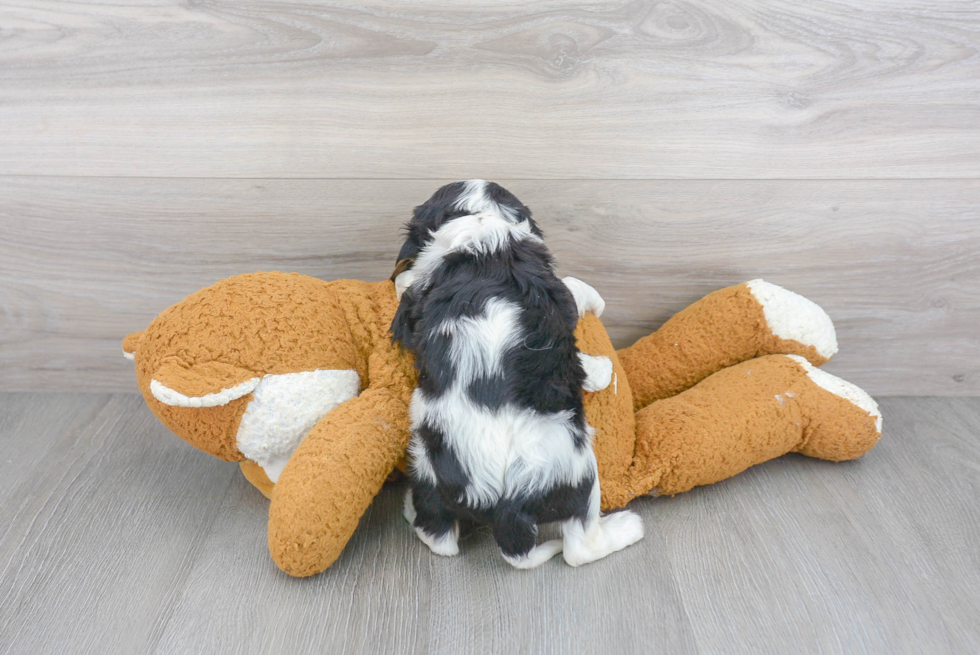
(1, 394, 977, 655)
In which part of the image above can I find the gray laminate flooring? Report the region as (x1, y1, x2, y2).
(0, 394, 977, 655)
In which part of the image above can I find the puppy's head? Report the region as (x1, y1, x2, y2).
(391, 180, 541, 290)
(390, 180, 545, 349)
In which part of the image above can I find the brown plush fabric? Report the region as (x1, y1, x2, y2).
(617, 282, 830, 412)
(126, 274, 880, 577)
(149, 396, 251, 462)
(573, 314, 638, 510)
(240, 460, 274, 500)
(268, 387, 412, 576)
(152, 360, 257, 399)
(140, 272, 359, 379)
(122, 331, 143, 355)
(267, 279, 417, 577)
(130, 272, 365, 459)
(625, 354, 879, 500)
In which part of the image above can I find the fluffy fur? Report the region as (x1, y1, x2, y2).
(391, 180, 643, 568)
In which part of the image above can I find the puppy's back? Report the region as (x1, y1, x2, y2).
(393, 180, 589, 505)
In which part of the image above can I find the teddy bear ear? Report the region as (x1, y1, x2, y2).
(122, 331, 144, 361)
(149, 359, 260, 408)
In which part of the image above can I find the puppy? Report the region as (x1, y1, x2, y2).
(391, 180, 643, 568)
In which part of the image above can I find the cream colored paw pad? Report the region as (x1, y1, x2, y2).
(748, 279, 838, 359)
(787, 355, 882, 433)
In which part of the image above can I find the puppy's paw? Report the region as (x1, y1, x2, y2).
(502, 540, 564, 569)
(600, 510, 644, 551)
(415, 525, 460, 557)
(394, 269, 417, 301)
(562, 277, 605, 318)
(579, 353, 613, 392)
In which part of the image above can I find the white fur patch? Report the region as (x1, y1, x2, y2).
(407, 436, 438, 485)
(579, 353, 613, 392)
(415, 524, 460, 556)
(411, 211, 542, 283)
(235, 369, 360, 482)
(786, 355, 882, 433)
(403, 487, 460, 556)
(412, 386, 595, 508)
(562, 277, 605, 318)
(394, 269, 416, 300)
(440, 298, 522, 381)
(409, 183, 543, 290)
(560, 472, 644, 566)
(563, 510, 645, 567)
(503, 539, 564, 569)
(150, 377, 260, 408)
(454, 179, 519, 221)
(455, 179, 490, 211)
(747, 279, 838, 359)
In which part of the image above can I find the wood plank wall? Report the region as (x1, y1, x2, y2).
(1, 0, 978, 395)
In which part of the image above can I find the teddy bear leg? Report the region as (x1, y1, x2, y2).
(620, 354, 881, 502)
(617, 280, 838, 411)
(782, 355, 882, 461)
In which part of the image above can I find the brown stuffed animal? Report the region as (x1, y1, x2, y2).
(123, 273, 881, 577)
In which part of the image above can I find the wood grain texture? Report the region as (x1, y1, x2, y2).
(2, 176, 978, 395)
(650, 396, 980, 655)
(0, 394, 239, 654)
(1, 0, 978, 178)
(1, 394, 978, 654)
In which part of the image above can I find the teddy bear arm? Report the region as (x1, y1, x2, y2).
(267, 385, 412, 577)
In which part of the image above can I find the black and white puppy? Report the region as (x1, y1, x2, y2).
(391, 180, 643, 568)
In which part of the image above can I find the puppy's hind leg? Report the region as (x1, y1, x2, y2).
(493, 503, 563, 569)
(562, 473, 644, 567)
(405, 485, 460, 557)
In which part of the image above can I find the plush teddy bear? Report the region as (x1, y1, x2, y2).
(123, 272, 881, 577)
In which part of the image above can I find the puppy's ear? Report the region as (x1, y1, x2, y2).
(391, 257, 415, 281)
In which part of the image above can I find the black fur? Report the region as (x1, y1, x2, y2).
(392, 181, 593, 561)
